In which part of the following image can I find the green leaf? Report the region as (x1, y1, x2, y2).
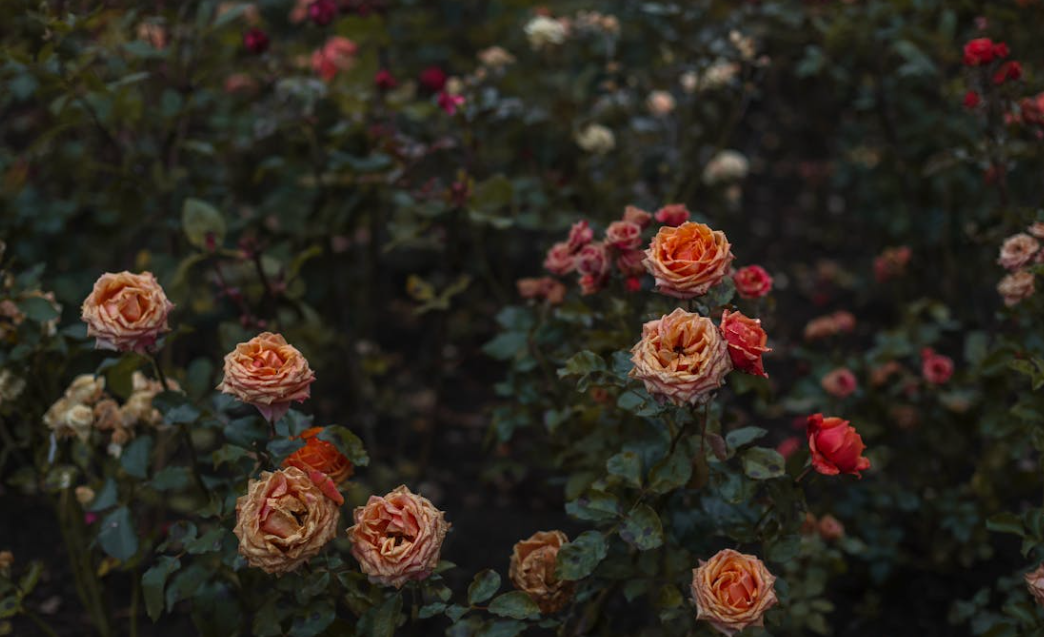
(487, 591, 541, 620)
(725, 427, 767, 451)
(648, 448, 693, 494)
(607, 451, 642, 488)
(317, 426, 370, 467)
(150, 466, 191, 492)
(98, 354, 142, 399)
(619, 505, 664, 550)
(987, 513, 1025, 537)
(483, 332, 528, 361)
(357, 592, 402, 637)
(766, 535, 802, 563)
(741, 448, 785, 480)
(468, 569, 502, 605)
(97, 506, 139, 562)
(120, 435, 154, 479)
(555, 531, 607, 581)
(89, 478, 119, 512)
(418, 602, 446, 619)
(565, 490, 621, 522)
(181, 198, 226, 249)
(142, 556, 180, 621)
(18, 296, 59, 322)
(558, 351, 608, 391)
(291, 600, 335, 637)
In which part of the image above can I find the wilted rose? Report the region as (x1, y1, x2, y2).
(217, 332, 316, 423)
(690, 549, 778, 636)
(509, 530, 575, 614)
(233, 467, 343, 575)
(81, 271, 174, 354)
(644, 222, 734, 299)
(873, 246, 912, 282)
(630, 308, 732, 406)
(348, 485, 450, 588)
(720, 310, 770, 378)
(807, 413, 871, 478)
(283, 427, 354, 485)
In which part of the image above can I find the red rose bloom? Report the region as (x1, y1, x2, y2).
(806, 413, 871, 478)
(733, 265, 773, 299)
(308, 0, 338, 26)
(963, 91, 981, 109)
(993, 60, 1022, 85)
(419, 65, 447, 92)
(243, 28, 269, 54)
(963, 38, 1003, 66)
(375, 69, 397, 90)
(920, 348, 954, 385)
(720, 310, 771, 378)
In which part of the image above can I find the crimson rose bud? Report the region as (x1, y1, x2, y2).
(375, 69, 398, 90)
(243, 28, 269, 54)
(419, 65, 447, 92)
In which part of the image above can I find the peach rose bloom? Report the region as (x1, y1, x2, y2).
(821, 367, 857, 398)
(644, 222, 735, 299)
(998, 233, 1039, 271)
(998, 270, 1035, 307)
(1028, 222, 1044, 240)
(509, 530, 575, 614)
(517, 277, 567, 305)
(691, 549, 778, 636)
(283, 427, 354, 485)
(233, 467, 343, 575)
(629, 308, 732, 406)
(81, 271, 174, 354)
(217, 332, 316, 423)
(1026, 564, 1044, 606)
(347, 485, 450, 588)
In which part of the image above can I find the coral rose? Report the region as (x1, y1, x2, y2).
(998, 271, 1035, 307)
(283, 427, 354, 485)
(629, 308, 732, 406)
(998, 233, 1039, 271)
(732, 265, 773, 299)
(821, 368, 857, 398)
(644, 222, 734, 299)
(654, 203, 691, 227)
(233, 467, 343, 575)
(509, 530, 575, 614)
(217, 332, 316, 423)
(543, 242, 576, 276)
(517, 277, 567, 305)
(312, 37, 357, 82)
(873, 246, 912, 282)
(806, 413, 871, 478)
(1026, 564, 1044, 607)
(720, 310, 770, 378)
(81, 271, 174, 354)
(605, 221, 643, 251)
(347, 485, 450, 588)
(566, 220, 594, 253)
(920, 348, 954, 385)
(690, 549, 777, 636)
(817, 514, 845, 541)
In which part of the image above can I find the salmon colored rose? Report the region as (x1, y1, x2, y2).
(644, 222, 735, 299)
(821, 367, 857, 398)
(509, 530, 575, 614)
(233, 467, 343, 575)
(81, 271, 174, 354)
(217, 332, 316, 423)
(517, 277, 567, 305)
(630, 308, 732, 406)
(720, 310, 770, 378)
(817, 514, 845, 541)
(1026, 564, 1044, 607)
(543, 242, 576, 276)
(690, 549, 778, 636)
(347, 485, 450, 588)
(920, 348, 954, 385)
(283, 427, 354, 485)
(807, 413, 871, 478)
(605, 220, 643, 251)
(312, 37, 358, 82)
(732, 265, 773, 299)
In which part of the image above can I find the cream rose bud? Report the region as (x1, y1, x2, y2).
(703, 150, 750, 185)
(1027, 564, 1044, 607)
(233, 467, 343, 576)
(509, 531, 575, 614)
(575, 124, 615, 155)
(524, 16, 567, 50)
(81, 271, 174, 354)
(347, 485, 450, 588)
(217, 332, 316, 423)
(629, 308, 732, 406)
(691, 549, 778, 636)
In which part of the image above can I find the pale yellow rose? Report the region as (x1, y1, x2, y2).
(217, 332, 316, 423)
(347, 485, 450, 588)
(81, 271, 174, 354)
(509, 530, 575, 614)
(629, 308, 732, 406)
(691, 549, 778, 636)
(233, 467, 343, 576)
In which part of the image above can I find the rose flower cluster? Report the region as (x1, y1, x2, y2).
(996, 223, 1044, 307)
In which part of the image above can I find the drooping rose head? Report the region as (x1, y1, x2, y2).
(1026, 564, 1044, 607)
(644, 222, 734, 299)
(543, 242, 576, 276)
(217, 332, 316, 423)
(623, 205, 653, 229)
(690, 549, 778, 636)
(720, 310, 770, 378)
(81, 271, 174, 354)
(282, 427, 354, 485)
(233, 467, 343, 575)
(821, 367, 857, 398)
(605, 221, 643, 251)
(509, 530, 575, 614)
(998, 233, 1040, 271)
(920, 349, 954, 385)
(654, 203, 691, 227)
(998, 270, 1035, 307)
(630, 308, 732, 406)
(732, 265, 773, 299)
(347, 485, 450, 588)
(807, 413, 871, 478)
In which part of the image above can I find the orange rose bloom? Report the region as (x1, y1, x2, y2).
(806, 413, 871, 478)
(509, 531, 575, 614)
(282, 427, 354, 485)
(630, 308, 732, 406)
(217, 332, 316, 423)
(233, 467, 343, 575)
(81, 271, 174, 354)
(643, 222, 734, 299)
(691, 549, 778, 636)
(719, 310, 770, 378)
(347, 485, 450, 588)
